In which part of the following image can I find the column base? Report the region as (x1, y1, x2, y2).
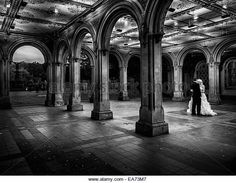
(172, 96, 185, 102)
(54, 100, 64, 107)
(54, 94, 64, 107)
(135, 121, 169, 137)
(0, 96, 11, 109)
(67, 104, 83, 111)
(91, 110, 113, 120)
(172, 92, 184, 101)
(118, 91, 129, 101)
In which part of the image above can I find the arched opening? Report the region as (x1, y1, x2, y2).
(56, 41, 69, 106)
(0, 48, 4, 101)
(109, 53, 120, 100)
(127, 55, 140, 99)
(220, 44, 236, 102)
(82, 33, 94, 51)
(92, 3, 142, 120)
(79, 31, 95, 103)
(71, 26, 95, 107)
(182, 50, 208, 98)
(10, 45, 47, 106)
(80, 48, 93, 101)
(162, 55, 174, 99)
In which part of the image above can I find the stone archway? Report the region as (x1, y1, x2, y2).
(182, 50, 208, 98)
(109, 52, 121, 100)
(177, 46, 211, 67)
(80, 46, 96, 102)
(0, 47, 10, 109)
(174, 45, 211, 99)
(162, 53, 174, 99)
(127, 54, 141, 99)
(194, 61, 209, 90)
(71, 22, 96, 59)
(7, 39, 53, 107)
(55, 38, 70, 106)
(213, 37, 236, 64)
(0, 47, 4, 97)
(221, 57, 236, 97)
(67, 23, 96, 111)
(92, 1, 143, 120)
(212, 38, 236, 103)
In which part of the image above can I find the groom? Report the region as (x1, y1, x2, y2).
(190, 78, 201, 116)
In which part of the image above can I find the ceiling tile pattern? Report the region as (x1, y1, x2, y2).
(1, 0, 236, 49)
(0, 0, 98, 34)
(110, 0, 236, 48)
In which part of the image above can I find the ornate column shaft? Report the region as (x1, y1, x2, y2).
(172, 65, 184, 101)
(118, 66, 129, 101)
(208, 58, 221, 104)
(0, 56, 11, 109)
(0, 59, 4, 96)
(45, 63, 54, 106)
(67, 57, 83, 111)
(89, 66, 95, 103)
(136, 33, 169, 136)
(91, 49, 113, 120)
(53, 62, 64, 106)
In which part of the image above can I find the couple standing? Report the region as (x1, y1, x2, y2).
(187, 78, 217, 116)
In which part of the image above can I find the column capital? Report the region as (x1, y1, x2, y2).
(174, 65, 182, 70)
(119, 65, 128, 70)
(208, 61, 220, 67)
(2, 55, 9, 64)
(53, 62, 63, 66)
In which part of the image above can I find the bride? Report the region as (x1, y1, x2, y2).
(187, 79, 217, 116)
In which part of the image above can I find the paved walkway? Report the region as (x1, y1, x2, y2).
(0, 100, 236, 175)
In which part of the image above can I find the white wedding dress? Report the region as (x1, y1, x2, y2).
(187, 84, 217, 116)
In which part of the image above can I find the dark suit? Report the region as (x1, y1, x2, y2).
(191, 81, 201, 115)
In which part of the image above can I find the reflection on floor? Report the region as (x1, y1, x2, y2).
(0, 100, 236, 175)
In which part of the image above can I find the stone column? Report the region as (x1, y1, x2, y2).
(54, 62, 64, 106)
(0, 57, 11, 109)
(172, 65, 184, 101)
(91, 49, 113, 120)
(135, 33, 169, 136)
(208, 60, 221, 104)
(89, 66, 95, 103)
(118, 66, 129, 101)
(45, 63, 54, 106)
(67, 57, 83, 111)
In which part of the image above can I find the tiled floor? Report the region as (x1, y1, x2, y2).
(0, 100, 236, 175)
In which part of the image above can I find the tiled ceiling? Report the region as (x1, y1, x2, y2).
(1, 0, 236, 49)
(110, 0, 236, 48)
(0, 0, 98, 34)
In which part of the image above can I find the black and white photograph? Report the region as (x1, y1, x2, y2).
(0, 0, 236, 182)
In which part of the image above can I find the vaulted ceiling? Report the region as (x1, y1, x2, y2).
(0, 0, 99, 34)
(110, 0, 236, 48)
(1, 0, 236, 49)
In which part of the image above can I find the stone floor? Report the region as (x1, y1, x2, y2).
(0, 99, 236, 175)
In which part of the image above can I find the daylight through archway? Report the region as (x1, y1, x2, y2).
(10, 46, 46, 106)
